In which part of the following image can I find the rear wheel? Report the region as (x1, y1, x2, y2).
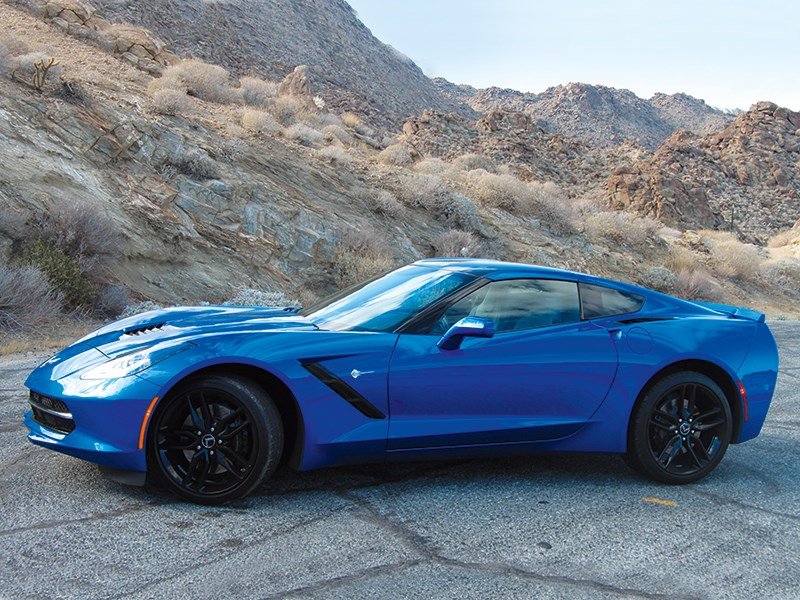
(626, 371, 732, 484)
(149, 375, 283, 504)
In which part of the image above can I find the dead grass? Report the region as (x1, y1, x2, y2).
(699, 231, 764, 280)
(239, 76, 278, 107)
(467, 171, 533, 213)
(151, 89, 190, 116)
(674, 268, 724, 301)
(285, 123, 324, 147)
(377, 143, 414, 166)
(241, 108, 281, 134)
(160, 59, 236, 104)
(432, 230, 483, 258)
(316, 145, 352, 164)
(331, 228, 395, 287)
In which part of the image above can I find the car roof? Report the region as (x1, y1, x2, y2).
(413, 258, 585, 279)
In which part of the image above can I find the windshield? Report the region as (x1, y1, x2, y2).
(304, 265, 475, 332)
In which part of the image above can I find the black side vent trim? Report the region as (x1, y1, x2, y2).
(617, 317, 676, 325)
(300, 361, 385, 419)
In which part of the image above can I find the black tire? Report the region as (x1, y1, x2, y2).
(626, 371, 732, 484)
(148, 375, 283, 504)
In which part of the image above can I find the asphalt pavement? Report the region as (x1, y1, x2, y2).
(0, 322, 798, 599)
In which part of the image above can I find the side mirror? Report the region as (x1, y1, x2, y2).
(437, 316, 496, 350)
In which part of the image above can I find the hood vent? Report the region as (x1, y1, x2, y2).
(124, 323, 165, 336)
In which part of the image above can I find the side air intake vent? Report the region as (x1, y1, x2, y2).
(124, 323, 165, 336)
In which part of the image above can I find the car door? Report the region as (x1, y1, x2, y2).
(387, 277, 620, 450)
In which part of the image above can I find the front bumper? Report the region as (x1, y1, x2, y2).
(24, 377, 161, 472)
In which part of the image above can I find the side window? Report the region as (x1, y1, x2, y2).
(431, 279, 581, 334)
(580, 283, 644, 319)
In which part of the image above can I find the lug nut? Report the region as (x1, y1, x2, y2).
(210, 450, 214, 456)
(211, 427, 215, 432)
(196, 445, 201, 450)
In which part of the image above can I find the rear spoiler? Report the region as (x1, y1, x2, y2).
(691, 301, 766, 323)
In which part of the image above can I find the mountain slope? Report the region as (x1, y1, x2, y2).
(94, 0, 470, 127)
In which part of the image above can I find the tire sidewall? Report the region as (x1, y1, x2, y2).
(147, 375, 283, 504)
(629, 371, 733, 484)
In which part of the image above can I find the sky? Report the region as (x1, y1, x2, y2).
(347, 0, 799, 111)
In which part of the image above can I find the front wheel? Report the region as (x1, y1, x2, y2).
(148, 375, 283, 504)
(626, 371, 732, 484)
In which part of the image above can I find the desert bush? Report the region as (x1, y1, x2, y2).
(97, 285, 129, 317)
(468, 171, 533, 213)
(377, 143, 414, 166)
(701, 234, 763, 280)
(665, 245, 697, 273)
(120, 300, 164, 319)
(168, 148, 221, 180)
(768, 223, 800, 248)
(640, 266, 677, 293)
(316, 145, 352, 164)
(584, 211, 659, 248)
(414, 157, 455, 177)
(24, 238, 94, 308)
(451, 153, 496, 173)
(0, 264, 62, 331)
(761, 258, 800, 294)
(57, 78, 89, 104)
(444, 193, 482, 233)
(331, 229, 395, 288)
(322, 124, 353, 146)
(151, 89, 190, 116)
(395, 173, 451, 214)
(285, 123, 325, 147)
(160, 59, 235, 104)
(241, 109, 281, 134)
(364, 190, 404, 219)
(530, 181, 575, 234)
(432, 230, 483, 258)
(674, 268, 724, 302)
(341, 112, 362, 128)
(219, 137, 247, 162)
(239, 76, 277, 107)
(27, 200, 119, 282)
(223, 287, 300, 309)
(6, 52, 61, 89)
(269, 95, 306, 125)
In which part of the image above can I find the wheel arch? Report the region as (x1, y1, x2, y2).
(146, 362, 304, 470)
(629, 359, 743, 446)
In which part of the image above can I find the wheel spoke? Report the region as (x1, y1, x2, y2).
(654, 409, 679, 424)
(181, 452, 203, 485)
(694, 408, 721, 423)
(657, 435, 681, 466)
(198, 392, 212, 429)
(694, 418, 724, 431)
(216, 450, 244, 480)
(187, 395, 203, 430)
(219, 445, 250, 469)
(220, 420, 250, 440)
(196, 455, 212, 490)
(649, 417, 674, 432)
(686, 440, 703, 467)
(216, 409, 244, 431)
(687, 384, 697, 415)
(675, 389, 685, 419)
(693, 436, 711, 461)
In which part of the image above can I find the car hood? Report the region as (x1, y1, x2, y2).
(33, 306, 317, 382)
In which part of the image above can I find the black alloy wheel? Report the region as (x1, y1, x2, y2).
(626, 371, 732, 484)
(149, 375, 283, 504)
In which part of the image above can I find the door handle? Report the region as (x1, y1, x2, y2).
(608, 328, 623, 341)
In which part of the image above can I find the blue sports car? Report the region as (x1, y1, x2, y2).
(24, 259, 779, 504)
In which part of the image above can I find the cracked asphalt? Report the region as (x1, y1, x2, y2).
(1, 322, 798, 599)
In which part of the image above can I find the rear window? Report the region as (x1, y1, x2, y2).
(580, 283, 644, 319)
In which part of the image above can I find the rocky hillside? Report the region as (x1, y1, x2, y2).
(433, 80, 735, 150)
(91, 0, 470, 128)
(1, 0, 799, 329)
(609, 102, 800, 241)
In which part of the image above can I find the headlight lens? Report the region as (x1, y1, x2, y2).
(80, 343, 191, 380)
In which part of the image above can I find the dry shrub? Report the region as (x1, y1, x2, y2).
(6, 52, 61, 88)
(24, 238, 94, 308)
(377, 143, 414, 166)
(97, 284, 129, 317)
(665, 245, 697, 273)
(432, 230, 483, 258)
(341, 112, 362, 128)
(308, 112, 344, 129)
(414, 157, 456, 177)
(768, 223, 800, 248)
(0, 264, 62, 331)
(530, 182, 575, 234)
(160, 59, 235, 104)
(468, 171, 533, 213)
(451, 153, 496, 173)
(700, 232, 763, 280)
(331, 229, 395, 288)
(239, 76, 277, 106)
(241, 109, 281, 134)
(396, 173, 451, 213)
(269, 95, 306, 125)
(28, 200, 119, 282)
(151, 89, 190, 116)
(445, 194, 482, 233)
(674, 268, 724, 302)
(223, 287, 300, 309)
(322, 124, 353, 146)
(168, 148, 221, 180)
(761, 258, 800, 295)
(285, 123, 324, 146)
(317, 145, 351, 164)
(364, 190, 404, 219)
(584, 211, 659, 248)
(640, 266, 677, 293)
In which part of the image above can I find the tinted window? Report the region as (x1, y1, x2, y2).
(580, 283, 644, 319)
(306, 265, 474, 332)
(431, 279, 580, 334)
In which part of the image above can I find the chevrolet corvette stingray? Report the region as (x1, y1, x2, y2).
(24, 259, 779, 503)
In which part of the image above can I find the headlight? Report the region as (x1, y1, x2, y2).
(80, 343, 192, 380)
